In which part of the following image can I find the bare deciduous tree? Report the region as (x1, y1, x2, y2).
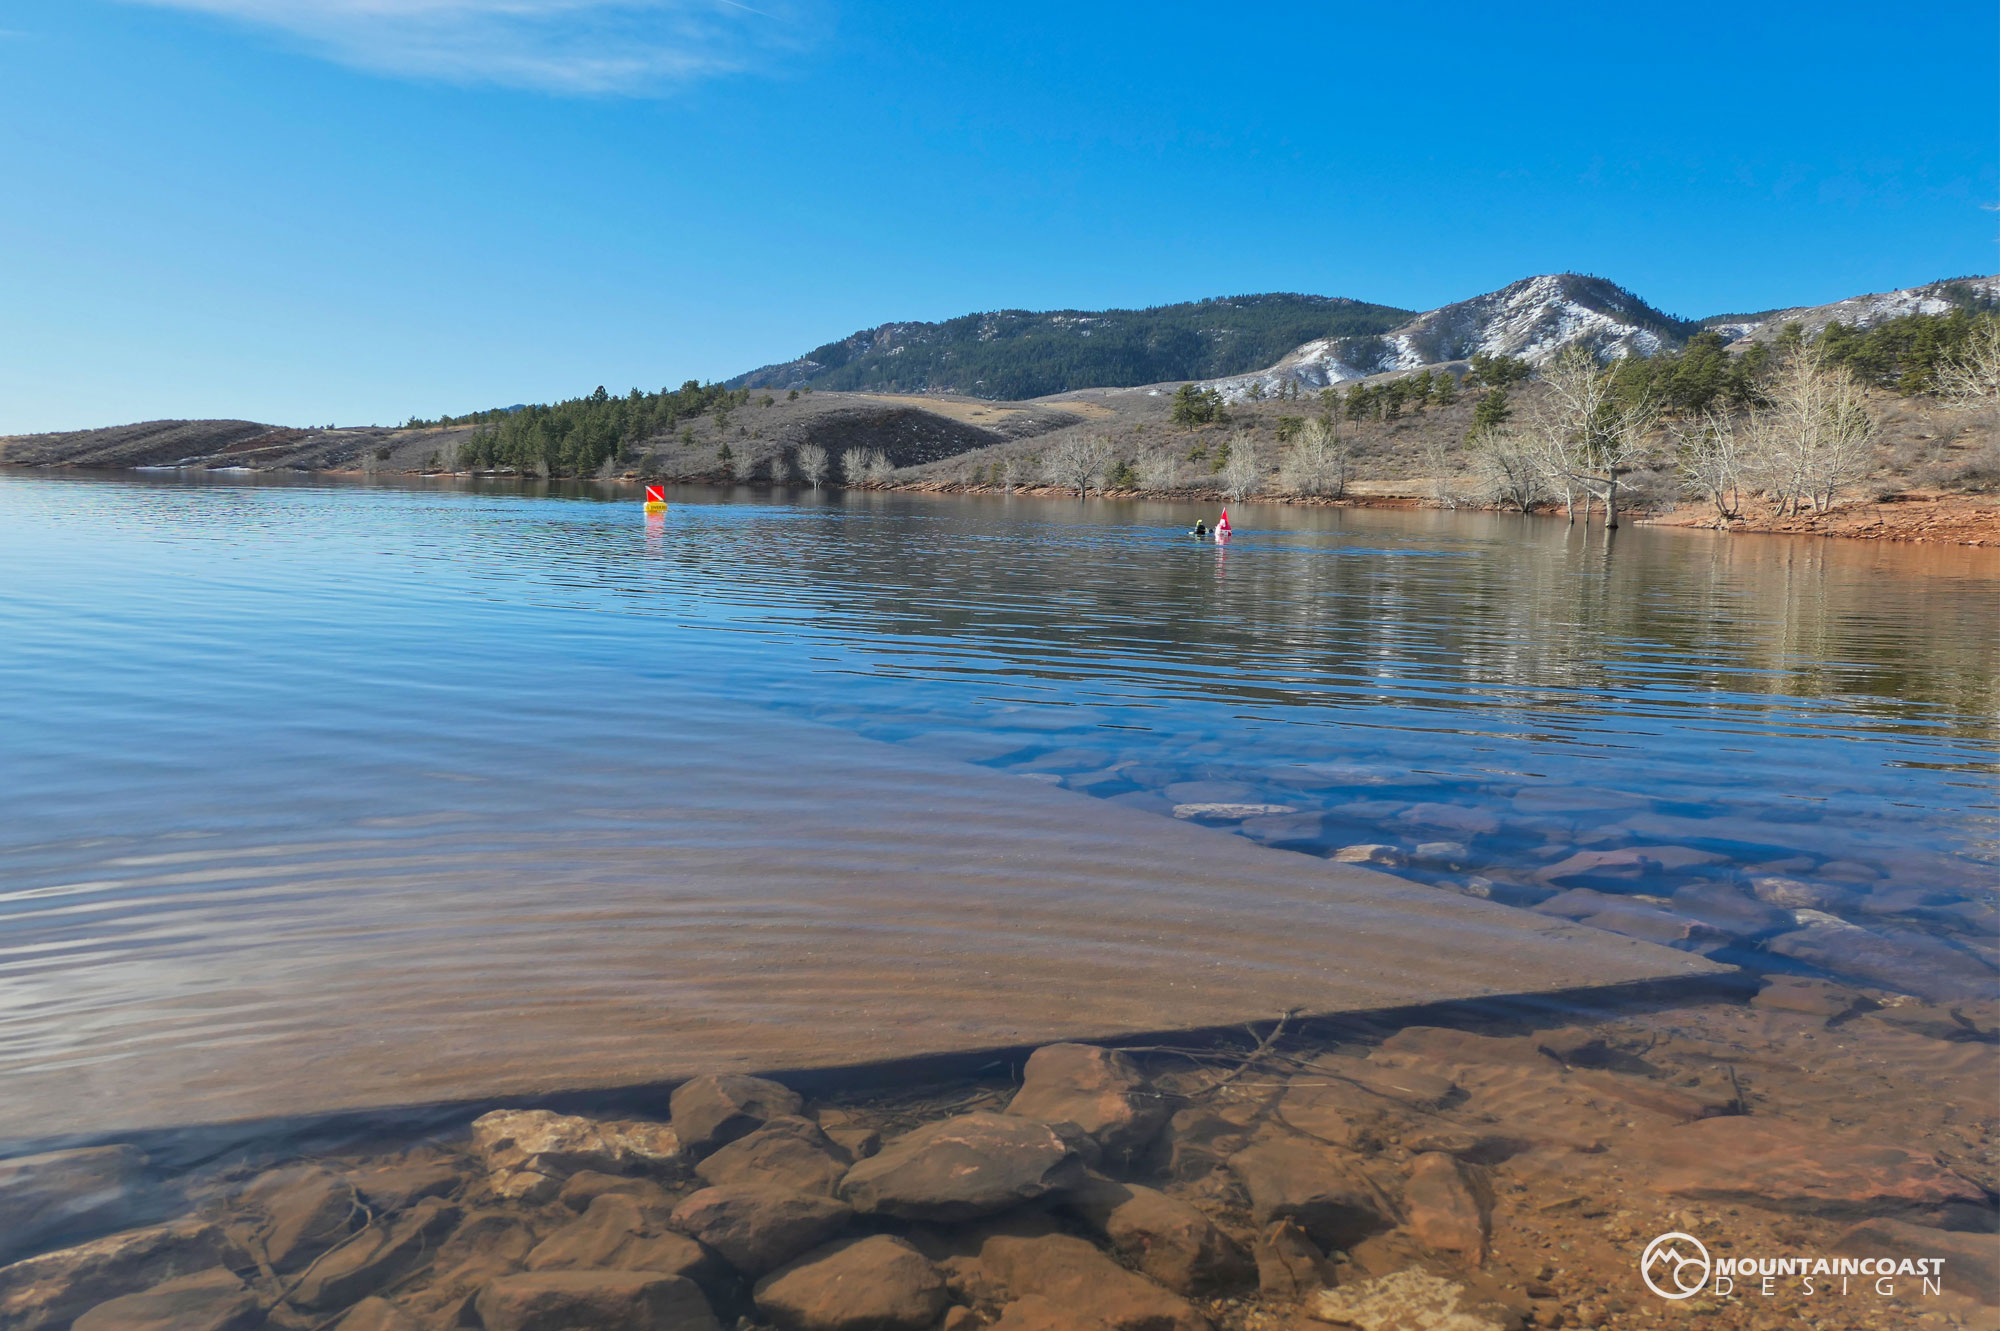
(1278, 417, 1352, 498)
(1420, 435, 1461, 508)
(1527, 346, 1657, 528)
(1472, 427, 1543, 513)
(1674, 408, 1742, 522)
(1220, 432, 1261, 501)
(1934, 318, 2000, 408)
(1742, 343, 1876, 515)
(796, 443, 829, 491)
(863, 449, 895, 484)
(766, 450, 791, 487)
(1046, 435, 1113, 496)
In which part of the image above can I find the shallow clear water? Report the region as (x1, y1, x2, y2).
(1, 472, 1995, 1133)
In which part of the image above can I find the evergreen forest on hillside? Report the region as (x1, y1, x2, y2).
(726, 294, 1415, 399)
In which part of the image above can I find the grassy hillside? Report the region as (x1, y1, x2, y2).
(727, 293, 1414, 400)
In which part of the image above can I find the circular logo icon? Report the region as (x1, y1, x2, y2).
(1641, 1231, 1712, 1300)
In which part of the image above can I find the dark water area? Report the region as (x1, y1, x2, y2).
(1, 472, 1996, 1134)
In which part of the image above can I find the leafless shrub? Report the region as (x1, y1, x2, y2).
(766, 450, 791, 487)
(1138, 449, 1180, 492)
(840, 447, 887, 486)
(1926, 437, 2000, 492)
(796, 443, 829, 491)
(1420, 435, 1462, 508)
(1278, 417, 1351, 498)
(863, 449, 895, 484)
(1472, 427, 1543, 513)
(1220, 432, 1260, 501)
(1742, 343, 1876, 514)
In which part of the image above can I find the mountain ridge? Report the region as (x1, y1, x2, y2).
(732, 273, 2000, 403)
(725, 293, 1415, 400)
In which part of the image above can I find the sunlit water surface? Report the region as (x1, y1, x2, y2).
(2, 473, 1995, 1131)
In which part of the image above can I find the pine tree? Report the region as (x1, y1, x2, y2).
(1469, 385, 1511, 435)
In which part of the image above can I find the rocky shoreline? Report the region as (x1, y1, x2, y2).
(4, 981, 1994, 1331)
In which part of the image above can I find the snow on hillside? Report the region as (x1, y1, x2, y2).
(1719, 276, 2000, 344)
(1207, 274, 1688, 402)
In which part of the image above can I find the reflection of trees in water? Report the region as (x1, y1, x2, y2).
(708, 501, 1999, 745)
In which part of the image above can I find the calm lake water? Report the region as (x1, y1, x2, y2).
(2, 472, 1995, 1134)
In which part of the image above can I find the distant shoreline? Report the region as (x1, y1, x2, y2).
(8, 459, 1997, 547)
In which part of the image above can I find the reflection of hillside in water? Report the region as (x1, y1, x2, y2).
(707, 494, 2000, 749)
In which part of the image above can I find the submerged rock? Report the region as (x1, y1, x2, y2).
(239, 1166, 358, 1274)
(1252, 1218, 1326, 1297)
(1835, 1217, 2000, 1304)
(973, 1233, 1210, 1331)
(1311, 1269, 1522, 1331)
(753, 1235, 948, 1331)
(670, 1074, 806, 1156)
(1395, 804, 1501, 837)
(1227, 1137, 1394, 1253)
(1535, 848, 1661, 888)
(812, 1108, 882, 1161)
(667, 1186, 851, 1277)
(1158, 1103, 1261, 1182)
(1064, 1175, 1251, 1296)
(70, 1268, 258, 1331)
(1531, 888, 1727, 951)
(332, 1297, 422, 1331)
(1749, 874, 1855, 912)
(1332, 844, 1407, 868)
(1005, 1044, 1167, 1163)
(841, 1112, 1086, 1222)
(290, 1196, 460, 1311)
(1766, 925, 1998, 1003)
(1643, 1117, 1989, 1224)
(1411, 840, 1471, 869)
(0, 1219, 227, 1331)
(556, 1171, 673, 1213)
(1751, 976, 1871, 1021)
(1171, 802, 1297, 821)
(695, 1116, 851, 1197)
(1669, 881, 1793, 939)
(526, 1194, 716, 1285)
(470, 1110, 683, 1201)
(0, 1145, 155, 1263)
(435, 1209, 538, 1285)
(1402, 1153, 1492, 1264)
(474, 1270, 720, 1331)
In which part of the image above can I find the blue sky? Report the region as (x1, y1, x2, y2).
(3, 1, 1994, 433)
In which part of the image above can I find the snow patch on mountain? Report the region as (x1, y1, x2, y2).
(1719, 276, 2000, 344)
(1207, 273, 1692, 403)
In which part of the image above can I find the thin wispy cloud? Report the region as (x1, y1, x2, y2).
(119, 0, 812, 94)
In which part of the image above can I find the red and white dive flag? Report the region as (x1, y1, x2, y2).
(1215, 510, 1232, 540)
(644, 485, 666, 505)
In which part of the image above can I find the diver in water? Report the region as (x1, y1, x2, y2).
(1189, 519, 1208, 537)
